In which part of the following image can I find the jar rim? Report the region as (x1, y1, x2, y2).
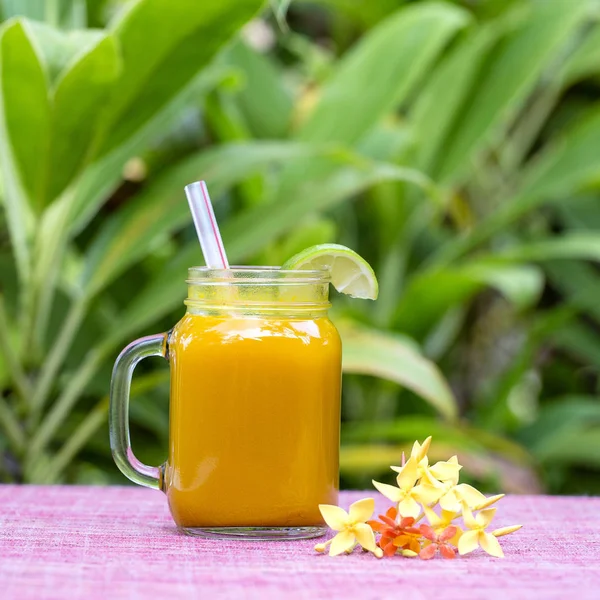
(187, 265, 330, 284)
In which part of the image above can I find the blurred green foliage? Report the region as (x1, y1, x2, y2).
(0, 0, 599, 495)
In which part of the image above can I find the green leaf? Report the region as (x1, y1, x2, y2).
(28, 62, 235, 340)
(100, 0, 264, 154)
(544, 261, 600, 324)
(342, 415, 530, 463)
(1, 0, 45, 21)
(499, 233, 600, 263)
(262, 217, 337, 266)
(27, 22, 106, 86)
(338, 320, 458, 420)
(297, 2, 469, 145)
(356, 122, 411, 162)
(1, 0, 87, 27)
(46, 33, 121, 204)
(0, 19, 51, 213)
(561, 22, 600, 84)
(435, 0, 588, 183)
(550, 321, 600, 370)
(460, 261, 544, 309)
(394, 262, 543, 338)
(521, 397, 600, 468)
(223, 40, 292, 138)
(222, 159, 434, 261)
(69, 63, 232, 233)
(412, 23, 500, 172)
(517, 107, 600, 202)
(82, 142, 325, 297)
(432, 106, 600, 263)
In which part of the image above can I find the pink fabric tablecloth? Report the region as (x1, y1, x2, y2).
(0, 485, 599, 599)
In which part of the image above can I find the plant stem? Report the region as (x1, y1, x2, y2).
(0, 293, 32, 404)
(27, 345, 107, 462)
(43, 397, 108, 483)
(0, 396, 25, 453)
(43, 369, 170, 481)
(28, 197, 74, 356)
(29, 295, 89, 426)
(499, 84, 560, 174)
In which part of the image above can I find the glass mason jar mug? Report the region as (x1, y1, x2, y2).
(109, 267, 342, 539)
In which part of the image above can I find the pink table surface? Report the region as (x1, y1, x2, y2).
(0, 485, 599, 599)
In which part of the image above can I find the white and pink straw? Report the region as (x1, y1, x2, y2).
(184, 180, 229, 269)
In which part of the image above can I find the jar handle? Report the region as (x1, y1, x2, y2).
(109, 333, 168, 490)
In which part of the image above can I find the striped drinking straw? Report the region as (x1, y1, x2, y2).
(184, 180, 229, 269)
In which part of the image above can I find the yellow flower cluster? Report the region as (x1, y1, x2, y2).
(315, 437, 522, 559)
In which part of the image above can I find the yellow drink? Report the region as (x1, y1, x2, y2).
(165, 311, 341, 528)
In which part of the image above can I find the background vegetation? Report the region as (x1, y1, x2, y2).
(0, 0, 599, 495)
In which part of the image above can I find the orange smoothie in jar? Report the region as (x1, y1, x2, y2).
(165, 309, 341, 529)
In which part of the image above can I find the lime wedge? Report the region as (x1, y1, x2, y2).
(282, 244, 378, 300)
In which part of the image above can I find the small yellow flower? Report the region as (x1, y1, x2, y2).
(411, 436, 432, 463)
(419, 467, 488, 512)
(373, 457, 443, 519)
(458, 505, 504, 558)
(316, 498, 383, 557)
(427, 455, 462, 483)
(393, 451, 462, 486)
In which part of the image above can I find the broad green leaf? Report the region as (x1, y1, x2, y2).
(100, 0, 264, 154)
(356, 121, 411, 162)
(306, 0, 403, 29)
(50, 0, 88, 30)
(435, 0, 588, 183)
(69, 63, 233, 233)
(1, 0, 45, 21)
(27, 64, 234, 348)
(545, 261, 600, 324)
(0, 19, 51, 213)
(517, 107, 600, 202)
(27, 22, 106, 86)
(394, 269, 479, 338)
(432, 105, 600, 263)
(1, 0, 87, 27)
(223, 40, 292, 138)
(338, 320, 458, 420)
(550, 321, 600, 370)
(534, 428, 600, 468)
(412, 23, 500, 172)
(521, 397, 600, 467)
(394, 262, 543, 338)
(46, 33, 121, 204)
(499, 233, 600, 263)
(82, 142, 326, 296)
(342, 415, 531, 463)
(222, 160, 434, 261)
(561, 23, 600, 84)
(262, 217, 337, 266)
(460, 261, 544, 309)
(29, 63, 233, 335)
(297, 2, 469, 145)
